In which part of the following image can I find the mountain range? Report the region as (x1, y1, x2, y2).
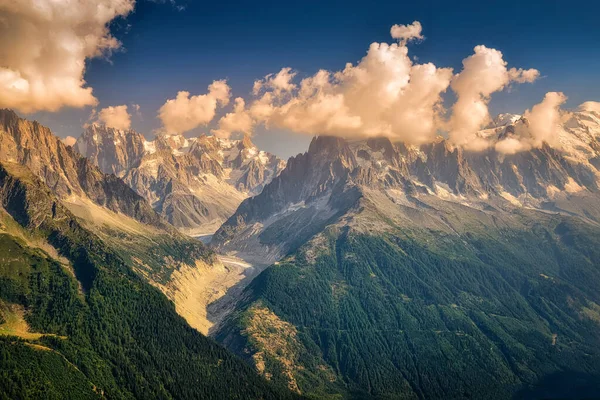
(213, 110, 600, 261)
(211, 109, 600, 398)
(74, 124, 285, 234)
(2, 106, 600, 399)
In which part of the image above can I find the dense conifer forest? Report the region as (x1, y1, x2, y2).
(218, 215, 600, 399)
(0, 164, 300, 399)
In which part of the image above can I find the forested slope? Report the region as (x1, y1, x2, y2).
(0, 162, 300, 399)
(217, 209, 600, 399)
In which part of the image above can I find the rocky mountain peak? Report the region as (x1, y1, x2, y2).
(239, 134, 255, 150)
(308, 135, 352, 157)
(74, 126, 286, 232)
(76, 124, 147, 176)
(0, 111, 168, 229)
(489, 113, 522, 128)
(81, 123, 144, 144)
(366, 137, 396, 157)
(213, 112, 600, 259)
(191, 135, 229, 159)
(0, 108, 20, 127)
(154, 132, 190, 153)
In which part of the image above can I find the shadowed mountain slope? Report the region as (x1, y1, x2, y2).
(0, 111, 302, 399)
(212, 110, 600, 399)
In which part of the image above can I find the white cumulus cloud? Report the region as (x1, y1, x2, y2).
(390, 21, 424, 44)
(218, 22, 546, 149)
(61, 136, 77, 147)
(508, 67, 541, 83)
(98, 105, 132, 130)
(0, 0, 135, 113)
(212, 98, 254, 138)
(236, 25, 453, 145)
(524, 91, 567, 148)
(495, 92, 567, 154)
(448, 45, 539, 150)
(158, 80, 231, 134)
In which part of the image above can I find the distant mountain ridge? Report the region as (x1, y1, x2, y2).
(213, 108, 600, 260)
(0, 109, 164, 228)
(75, 124, 285, 232)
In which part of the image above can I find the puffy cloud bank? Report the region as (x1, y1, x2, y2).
(212, 98, 254, 138)
(0, 0, 135, 113)
(215, 38, 454, 144)
(173, 21, 597, 155)
(449, 45, 539, 150)
(212, 21, 560, 154)
(494, 92, 567, 155)
(524, 92, 567, 148)
(159, 80, 231, 134)
(98, 105, 132, 130)
(5, 6, 590, 157)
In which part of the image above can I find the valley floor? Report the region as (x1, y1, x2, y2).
(163, 232, 273, 336)
(206, 255, 261, 335)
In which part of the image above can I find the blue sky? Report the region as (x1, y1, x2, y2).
(29, 0, 600, 158)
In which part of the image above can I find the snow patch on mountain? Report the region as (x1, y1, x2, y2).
(74, 126, 286, 231)
(213, 111, 600, 259)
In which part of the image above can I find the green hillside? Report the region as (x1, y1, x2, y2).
(217, 211, 600, 399)
(0, 162, 300, 399)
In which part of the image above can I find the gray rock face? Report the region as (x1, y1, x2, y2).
(74, 127, 285, 232)
(0, 109, 165, 228)
(76, 124, 147, 176)
(0, 109, 216, 285)
(212, 110, 600, 260)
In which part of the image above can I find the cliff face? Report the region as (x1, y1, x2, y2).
(0, 109, 165, 228)
(75, 124, 147, 176)
(213, 110, 600, 260)
(74, 125, 286, 232)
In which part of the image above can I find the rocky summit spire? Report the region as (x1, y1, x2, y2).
(239, 133, 256, 150)
(73, 126, 285, 232)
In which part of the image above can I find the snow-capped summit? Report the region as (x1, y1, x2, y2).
(213, 111, 600, 261)
(74, 128, 285, 233)
(489, 113, 522, 128)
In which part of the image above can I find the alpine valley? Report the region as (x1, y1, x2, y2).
(3, 1, 600, 399)
(2, 107, 600, 400)
(0, 109, 300, 399)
